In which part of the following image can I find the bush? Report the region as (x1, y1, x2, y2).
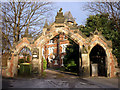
(66, 66, 77, 72)
(19, 63, 32, 75)
(65, 60, 77, 72)
(27, 55, 30, 63)
(63, 39, 79, 73)
(18, 59, 24, 65)
(43, 58, 47, 70)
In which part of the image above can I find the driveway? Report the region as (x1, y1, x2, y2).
(2, 69, 119, 89)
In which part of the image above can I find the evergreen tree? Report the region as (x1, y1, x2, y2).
(79, 13, 120, 66)
(63, 39, 79, 73)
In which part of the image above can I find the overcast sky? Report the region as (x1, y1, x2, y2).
(54, 2, 90, 25)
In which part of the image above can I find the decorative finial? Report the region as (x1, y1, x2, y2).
(94, 28, 99, 35)
(59, 8, 62, 12)
(55, 8, 64, 23)
(95, 28, 98, 31)
(43, 19, 48, 28)
(24, 28, 28, 37)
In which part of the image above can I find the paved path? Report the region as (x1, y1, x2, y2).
(2, 69, 119, 89)
(84, 77, 119, 88)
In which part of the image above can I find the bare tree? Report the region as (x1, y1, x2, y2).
(84, 2, 120, 32)
(2, 1, 55, 53)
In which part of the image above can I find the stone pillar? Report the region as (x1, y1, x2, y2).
(12, 52, 18, 77)
(32, 58, 39, 72)
(79, 45, 82, 76)
(32, 48, 39, 74)
(80, 45, 90, 77)
(6, 60, 11, 77)
(39, 47, 42, 74)
(106, 49, 111, 77)
(81, 53, 90, 77)
(61, 56, 64, 66)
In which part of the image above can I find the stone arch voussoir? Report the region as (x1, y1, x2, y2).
(16, 43, 32, 54)
(36, 28, 85, 47)
(89, 40, 107, 54)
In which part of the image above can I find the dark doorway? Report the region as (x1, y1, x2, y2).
(90, 44, 107, 77)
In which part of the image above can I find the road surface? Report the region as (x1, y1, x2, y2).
(2, 69, 119, 89)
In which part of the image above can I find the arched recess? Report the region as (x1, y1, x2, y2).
(17, 43, 32, 54)
(17, 46, 32, 75)
(89, 44, 107, 76)
(10, 42, 33, 77)
(88, 38, 112, 77)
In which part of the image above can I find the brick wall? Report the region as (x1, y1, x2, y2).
(44, 34, 69, 68)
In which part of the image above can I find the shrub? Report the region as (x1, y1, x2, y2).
(27, 55, 30, 63)
(67, 66, 77, 72)
(65, 60, 77, 72)
(18, 59, 24, 65)
(43, 58, 47, 70)
(19, 63, 32, 75)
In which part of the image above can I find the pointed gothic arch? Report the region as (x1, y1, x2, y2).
(34, 27, 86, 74)
(88, 33, 116, 77)
(35, 26, 86, 47)
(89, 44, 107, 76)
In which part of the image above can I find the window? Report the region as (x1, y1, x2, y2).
(49, 40, 53, 44)
(48, 47, 54, 55)
(63, 46, 66, 52)
(61, 44, 67, 53)
(63, 35, 66, 40)
(61, 55, 64, 59)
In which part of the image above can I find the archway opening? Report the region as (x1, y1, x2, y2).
(63, 37, 79, 74)
(42, 33, 80, 74)
(18, 46, 32, 76)
(90, 44, 107, 77)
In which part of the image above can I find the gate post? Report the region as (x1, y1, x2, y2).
(79, 45, 82, 76)
(12, 52, 19, 77)
(80, 45, 90, 77)
(38, 46, 42, 75)
(81, 53, 90, 77)
(32, 48, 39, 74)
